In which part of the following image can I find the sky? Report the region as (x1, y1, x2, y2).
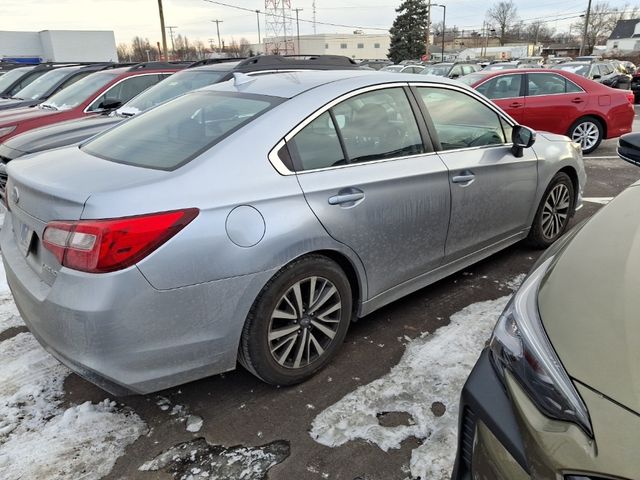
(1, 0, 636, 47)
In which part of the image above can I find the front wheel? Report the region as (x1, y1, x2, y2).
(238, 255, 352, 386)
(569, 117, 603, 154)
(528, 172, 575, 248)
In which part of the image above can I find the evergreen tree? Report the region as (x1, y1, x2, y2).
(388, 0, 429, 63)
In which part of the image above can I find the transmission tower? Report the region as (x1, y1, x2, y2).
(264, 0, 295, 55)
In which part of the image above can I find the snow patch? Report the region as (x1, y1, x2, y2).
(310, 289, 520, 479)
(140, 438, 290, 480)
(0, 298, 146, 479)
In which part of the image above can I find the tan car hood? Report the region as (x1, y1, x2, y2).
(539, 184, 640, 414)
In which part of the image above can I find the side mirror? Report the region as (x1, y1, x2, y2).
(617, 133, 640, 167)
(511, 125, 536, 158)
(592, 74, 601, 80)
(450, 73, 460, 79)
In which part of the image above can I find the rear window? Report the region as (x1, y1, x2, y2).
(81, 91, 280, 170)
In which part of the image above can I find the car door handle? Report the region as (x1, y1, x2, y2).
(509, 102, 524, 108)
(571, 98, 584, 103)
(328, 189, 365, 205)
(452, 173, 475, 184)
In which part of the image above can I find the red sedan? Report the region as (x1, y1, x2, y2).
(460, 69, 635, 153)
(0, 63, 183, 143)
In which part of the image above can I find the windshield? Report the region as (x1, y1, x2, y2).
(0, 67, 33, 94)
(483, 64, 514, 71)
(552, 64, 589, 76)
(12, 68, 74, 100)
(82, 91, 281, 170)
(382, 66, 403, 72)
(118, 69, 229, 116)
(420, 65, 451, 76)
(457, 73, 488, 86)
(42, 72, 118, 111)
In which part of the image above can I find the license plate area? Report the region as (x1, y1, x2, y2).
(15, 219, 34, 256)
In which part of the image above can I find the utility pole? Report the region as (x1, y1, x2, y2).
(211, 20, 223, 53)
(282, 2, 288, 54)
(208, 38, 215, 50)
(165, 26, 178, 58)
(294, 8, 303, 54)
(433, 4, 446, 62)
(312, 1, 317, 35)
(579, 0, 593, 56)
(425, 0, 432, 60)
(157, 0, 168, 61)
(255, 10, 262, 45)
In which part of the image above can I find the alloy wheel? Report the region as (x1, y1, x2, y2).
(541, 183, 571, 240)
(571, 121, 600, 151)
(268, 276, 342, 369)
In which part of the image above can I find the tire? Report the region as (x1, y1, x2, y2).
(568, 117, 603, 154)
(528, 172, 575, 249)
(238, 254, 353, 386)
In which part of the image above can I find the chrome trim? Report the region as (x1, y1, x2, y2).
(267, 80, 519, 176)
(474, 72, 585, 100)
(83, 73, 169, 114)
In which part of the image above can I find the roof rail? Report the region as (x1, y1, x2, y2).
(236, 55, 358, 68)
(126, 61, 192, 71)
(187, 57, 246, 68)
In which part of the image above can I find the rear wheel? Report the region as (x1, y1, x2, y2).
(528, 172, 574, 248)
(568, 117, 603, 154)
(239, 255, 352, 385)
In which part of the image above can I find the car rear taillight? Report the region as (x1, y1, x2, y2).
(626, 91, 635, 104)
(42, 208, 199, 273)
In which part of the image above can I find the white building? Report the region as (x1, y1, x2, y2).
(606, 19, 640, 54)
(0, 30, 117, 62)
(457, 44, 533, 61)
(257, 33, 390, 60)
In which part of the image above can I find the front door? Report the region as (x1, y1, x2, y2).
(290, 87, 451, 298)
(415, 85, 538, 260)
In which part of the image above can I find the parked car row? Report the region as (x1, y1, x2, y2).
(1, 64, 586, 395)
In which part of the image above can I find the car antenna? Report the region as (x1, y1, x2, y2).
(233, 72, 255, 86)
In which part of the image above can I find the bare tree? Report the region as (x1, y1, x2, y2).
(486, 0, 518, 46)
(571, 2, 640, 52)
(116, 43, 131, 62)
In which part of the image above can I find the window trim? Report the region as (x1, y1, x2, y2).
(268, 82, 433, 175)
(84, 73, 163, 113)
(409, 82, 517, 154)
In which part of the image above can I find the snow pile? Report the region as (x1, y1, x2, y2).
(140, 438, 290, 480)
(0, 261, 22, 333)
(0, 318, 146, 479)
(310, 294, 514, 480)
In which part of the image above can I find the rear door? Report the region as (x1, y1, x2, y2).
(291, 86, 451, 298)
(522, 72, 588, 135)
(414, 85, 538, 260)
(474, 73, 525, 123)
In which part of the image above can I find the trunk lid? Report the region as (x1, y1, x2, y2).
(538, 184, 640, 414)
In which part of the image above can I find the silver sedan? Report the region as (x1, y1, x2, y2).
(1, 71, 585, 394)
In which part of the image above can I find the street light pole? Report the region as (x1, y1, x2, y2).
(165, 26, 178, 58)
(294, 8, 303, 54)
(433, 4, 446, 62)
(579, 0, 593, 56)
(255, 10, 261, 46)
(157, 0, 168, 61)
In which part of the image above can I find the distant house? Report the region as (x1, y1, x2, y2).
(606, 19, 640, 54)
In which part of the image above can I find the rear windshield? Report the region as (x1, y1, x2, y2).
(119, 69, 230, 114)
(420, 65, 451, 76)
(81, 91, 280, 170)
(457, 73, 487, 86)
(42, 72, 118, 110)
(552, 64, 589, 76)
(12, 68, 74, 100)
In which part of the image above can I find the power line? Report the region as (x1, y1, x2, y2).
(202, 0, 389, 32)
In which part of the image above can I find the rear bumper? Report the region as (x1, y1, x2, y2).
(1, 218, 276, 395)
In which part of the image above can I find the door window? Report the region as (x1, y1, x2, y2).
(88, 74, 162, 112)
(527, 73, 567, 96)
(449, 66, 462, 78)
(417, 87, 508, 150)
(475, 74, 522, 99)
(288, 112, 346, 171)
